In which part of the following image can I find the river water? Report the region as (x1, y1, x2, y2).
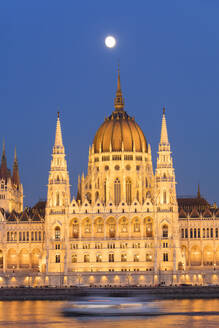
(0, 299, 219, 328)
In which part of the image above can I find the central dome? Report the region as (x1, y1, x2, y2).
(93, 110, 147, 153)
(93, 70, 147, 154)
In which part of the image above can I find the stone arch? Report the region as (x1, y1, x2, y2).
(69, 218, 79, 238)
(81, 217, 91, 236)
(190, 245, 201, 266)
(203, 246, 213, 266)
(106, 217, 116, 238)
(31, 248, 41, 271)
(144, 217, 153, 237)
(118, 216, 129, 234)
(7, 248, 17, 269)
(94, 217, 104, 234)
(19, 248, 30, 269)
(131, 217, 141, 234)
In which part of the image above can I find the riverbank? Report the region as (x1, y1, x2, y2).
(0, 286, 219, 301)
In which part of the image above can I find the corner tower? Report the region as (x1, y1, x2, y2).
(45, 113, 70, 275)
(154, 108, 183, 279)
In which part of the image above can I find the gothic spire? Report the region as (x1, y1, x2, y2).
(54, 111, 63, 147)
(0, 139, 10, 179)
(12, 147, 20, 186)
(114, 65, 124, 111)
(160, 107, 169, 145)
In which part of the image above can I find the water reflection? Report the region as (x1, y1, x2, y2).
(0, 299, 219, 327)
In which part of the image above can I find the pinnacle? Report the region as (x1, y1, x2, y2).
(54, 113, 63, 147)
(160, 107, 169, 144)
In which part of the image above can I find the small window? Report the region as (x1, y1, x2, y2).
(55, 255, 60, 263)
(55, 226, 61, 240)
(162, 225, 168, 238)
(109, 254, 114, 262)
(72, 254, 77, 263)
(163, 253, 168, 262)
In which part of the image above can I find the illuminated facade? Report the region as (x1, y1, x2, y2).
(0, 70, 219, 287)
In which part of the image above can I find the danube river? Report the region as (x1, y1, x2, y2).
(0, 299, 219, 328)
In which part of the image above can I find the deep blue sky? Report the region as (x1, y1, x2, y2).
(1, 0, 219, 206)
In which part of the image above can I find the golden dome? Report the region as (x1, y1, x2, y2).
(93, 111, 148, 153)
(93, 69, 147, 154)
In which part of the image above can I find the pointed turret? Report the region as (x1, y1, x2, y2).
(156, 107, 176, 206)
(47, 113, 70, 210)
(53, 111, 64, 152)
(12, 147, 20, 186)
(0, 139, 10, 179)
(114, 66, 124, 111)
(160, 107, 169, 145)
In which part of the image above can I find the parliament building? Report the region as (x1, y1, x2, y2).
(0, 70, 219, 287)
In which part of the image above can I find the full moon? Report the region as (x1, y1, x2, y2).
(105, 35, 116, 48)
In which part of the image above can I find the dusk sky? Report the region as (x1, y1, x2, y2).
(1, 1, 219, 206)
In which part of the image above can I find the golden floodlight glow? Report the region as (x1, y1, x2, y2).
(105, 35, 116, 48)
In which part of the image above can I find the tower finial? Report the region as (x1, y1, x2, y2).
(57, 111, 60, 118)
(54, 112, 63, 149)
(14, 146, 17, 162)
(114, 64, 124, 111)
(160, 107, 169, 144)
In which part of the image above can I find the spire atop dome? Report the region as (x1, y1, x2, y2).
(160, 107, 169, 144)
(114, 65, 124, 111)
(54, 111, 63, 147)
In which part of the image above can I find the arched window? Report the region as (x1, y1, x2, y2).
(96, 254, 102, 262)
(126, 178, 132, 205)
(84, 254, 90, 263)
(55, 226, 60, 240)
(114, 178, 121, 206)
(95, 191, 99, 202)
(56, 192, 60, 206)
(145, 178, 148, 188)
(86, 192, 91, 204)
(72, 254, 77, 263)
(163, 191, 167, 204)
(104, 180, 106, 204)
(121, 254, 127, 262)
(162, 225, 168, 238)
(134, 254, 139, 262)
(146, 223, 152, 237)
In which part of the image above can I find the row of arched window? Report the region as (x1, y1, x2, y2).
(181, 227, 219, 239)
(71, 253, 153, 263)
(7, 231, 43, 242)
